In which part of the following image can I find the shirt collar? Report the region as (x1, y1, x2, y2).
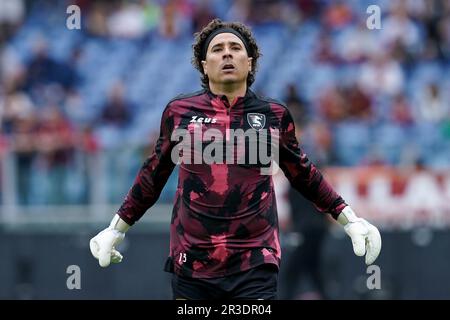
(205, 87, 255, 102)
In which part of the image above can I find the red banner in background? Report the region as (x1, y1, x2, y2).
(323, 166, 450, 229)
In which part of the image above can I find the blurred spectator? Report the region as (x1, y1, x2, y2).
(77, 125, 100, 203)
(321, 0, 353, 30)
(142, 0, 162, 32)
(381, 1, 421, 60)
(27, 39, 61, 89)
(358, 51, 405, 97)
(346, 85, 373, 121)
(85, 1, 109, 37)
(107, 1, 148, 38)
(247, 0, 286, 25)
(419, 0, 446, 60)
(0, 0, 25, 44)
(301, 120, 337, 166)
(26, 39, 78, 91)
(192, 0, 216, 32)
(79, 125, 99, 155)
(314, 29, 341, 64)
(337, 20, 379, 63)
(0, 47, 23, 84)
(317, 85, 348, 123)
(284, 83, 308, 127)
(35, 106, 75, 204)
(317, 83, 373, 124)
(294, 0, 322, 21)
(390, 93, 414, 126)
(11, 113, 37, 205)
(438, 10, 450, 59)
(63, 89, 90, 126)
(415, 83, 449, 123)
(225, 0, 251, 23)
(159, 0, 193, 39)
(100, 82, 133, 128)
(1, 73, 34, 134)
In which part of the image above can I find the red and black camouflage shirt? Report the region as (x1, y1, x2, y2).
(117, 88, 346, 278)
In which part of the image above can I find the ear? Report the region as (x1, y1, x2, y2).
(201, 60, 207, 75)
(248, 57, 253, 73)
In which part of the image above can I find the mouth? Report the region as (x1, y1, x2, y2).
(221, 63, 236, 72)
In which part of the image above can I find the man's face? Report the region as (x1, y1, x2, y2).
(202, 33, 252, 87)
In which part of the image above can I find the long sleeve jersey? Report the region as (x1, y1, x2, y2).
(117, 88, 346, 278)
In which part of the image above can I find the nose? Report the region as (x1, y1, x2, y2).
(222, 46, 232, 58)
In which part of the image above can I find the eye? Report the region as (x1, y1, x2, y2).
(232, 46, 241, 51)
(212, 47, 222, 52)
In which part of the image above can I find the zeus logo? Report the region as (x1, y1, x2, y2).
(190, 116, 217, 124)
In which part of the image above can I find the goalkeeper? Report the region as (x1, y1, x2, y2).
(90, 19, 381, 300)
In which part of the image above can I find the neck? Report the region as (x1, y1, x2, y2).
(209, 82, 247, 105)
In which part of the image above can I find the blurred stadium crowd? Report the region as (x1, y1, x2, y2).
(0, 0, 449, 206)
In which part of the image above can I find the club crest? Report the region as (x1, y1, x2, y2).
(247, 113, 266, 131)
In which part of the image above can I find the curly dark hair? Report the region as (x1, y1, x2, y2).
(192, 19, 262, 89)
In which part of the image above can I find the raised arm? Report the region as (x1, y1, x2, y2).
(90, 105, 177, 267)
(278, 108, 381, 265)
(117, 106, 176, 225)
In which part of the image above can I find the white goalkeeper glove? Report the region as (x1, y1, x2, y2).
(89, 214, 130, 267)
(337, 206, 382, 265)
